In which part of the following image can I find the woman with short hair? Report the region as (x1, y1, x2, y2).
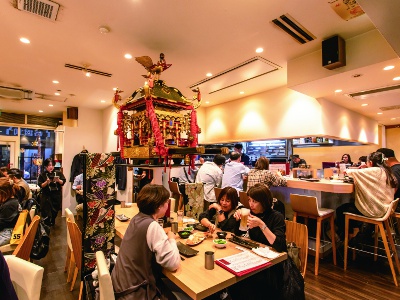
(38, 158, 66, 226)
(112, 184, 180, 300)
(199, 186, 241, 233)
(0, 178, 21, 246)
(229, 184, 287, 299)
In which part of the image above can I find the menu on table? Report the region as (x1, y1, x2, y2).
(215, 250, 271, 276)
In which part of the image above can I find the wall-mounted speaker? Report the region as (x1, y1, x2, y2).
(322, 35, 346, 70)
(67, 107, 78, 120)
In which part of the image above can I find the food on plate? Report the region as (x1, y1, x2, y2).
(186, 232, 206, 245)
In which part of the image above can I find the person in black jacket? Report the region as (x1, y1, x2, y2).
(0, 178, 21, 246)
(230, 184, 287, 299)
(198, 187, 242, 233)
(38, 158, 66, 226)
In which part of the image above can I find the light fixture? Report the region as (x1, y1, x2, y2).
(20, 37, 30, 44)
(54, 92, 60, 96)
(206, 73, 212, 77)
(391, 117, 396, 120)
(83, 64, 91, 77)
(240, 91, 244, 94)
(100, 100, 106, 103)
(124, 54, 132, 59)
(49, 104, 53, 107)
(256, 47, 263, 53)
(205, 101, 210, 104)
(98, 26, 110, 34)
(377, 112, 383, 115)
(334, 89, 342, 93)
(52, 80, 59, 84)
(361, 103, 368, 106)
(38, 110, 43, 113)
(384, 66, 394, 70)
(394, 76, 400, 81)
(113, 87, 117, 91)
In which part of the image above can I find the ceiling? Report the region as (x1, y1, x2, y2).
(0, 0, 399, 126)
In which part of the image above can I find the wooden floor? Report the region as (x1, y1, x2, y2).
(32, 215, 400, 300)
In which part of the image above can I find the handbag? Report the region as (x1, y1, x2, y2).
(280, 257, 305, 300)
(287, 242, 301, 271)
(10, 210, 28, 245)
(30, 219, 51, 260)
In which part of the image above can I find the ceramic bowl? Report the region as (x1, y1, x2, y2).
(213, 239, 227, 249)
(178, 230, 191, 239)
(216, 231, 227, 239)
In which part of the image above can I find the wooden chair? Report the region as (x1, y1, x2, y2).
(344, 198, 400, 286)
(285, 220, 309, 278)
(4, 255, 44, 300)
(65, 208, 75, 283)
(290, 193, 337, 276)
(214, 187, 223, 200)
(67, 218, 83, 299)
(239, 191, 250, 209)
(96, 251, 115, 300)
(0, 210, 29, 253)
(169, 181, 183, 210)
(12, 215, 40, 261)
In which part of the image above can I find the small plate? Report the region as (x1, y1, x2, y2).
(186, 232, 206, 246)
(116, 214, 129, 222)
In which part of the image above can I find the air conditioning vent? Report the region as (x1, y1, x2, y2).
(27, 115, 61, 127)
(379, 105, 400, 111)
(0, 86, 34, 100)
(272, 14, 316, 44)
(0, 112, 26, 124)
(17, 0, 60, 21)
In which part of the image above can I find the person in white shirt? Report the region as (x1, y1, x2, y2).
(195, 155, 226, 209)
(222, 152, 250, 191)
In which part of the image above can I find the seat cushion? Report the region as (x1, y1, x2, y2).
(317, 207, 334, 217)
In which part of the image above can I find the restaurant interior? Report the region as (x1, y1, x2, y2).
(1, 0, 400, 299)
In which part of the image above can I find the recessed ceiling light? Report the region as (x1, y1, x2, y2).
(52, 80, 59, 84)
(240, 91, 244, 94)
(101, 100, 106, 103)
(255, 48, 263, 53)
(49, 104, 53, 107)
(334, 89, 342, 93)
(20, 37, 30, 44)
(393, 76, 400, 81)
(377, 112, 383, 115)
(113, 87, 117, 91)
(206, 73, 212, 77)
(391, 118, 396, 120)
(384, 66, 394, 70)
(54, 92, 60, 96)
(124, 54, 132, 59)
(38, 110, 43, 113)
(205, 101, 210, 104)
(98, 26, 110, 34)
(361, 103, 368, 106)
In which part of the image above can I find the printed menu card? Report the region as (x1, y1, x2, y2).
(215, 250, 271, 276)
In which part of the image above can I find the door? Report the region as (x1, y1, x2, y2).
(0, 141, 15, 169)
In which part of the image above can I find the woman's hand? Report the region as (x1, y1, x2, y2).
(208, 223, 216, 233)
(167, 230, 177, 240)
(233, 210, 242, 221)
(209, 203, 221, 211)
(247, 215, 263, 229)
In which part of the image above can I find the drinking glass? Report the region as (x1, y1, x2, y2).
(177, 210, 184, 228)
(239, 208, 250, 237)
(158, 218, 164, 228)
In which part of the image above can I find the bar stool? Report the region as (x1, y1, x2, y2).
(290, 193, 337, 276)
(344, 198, 400, 286)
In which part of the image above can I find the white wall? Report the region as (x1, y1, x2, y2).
(102, 105, 119, 153)
(62, 107, 103, 214)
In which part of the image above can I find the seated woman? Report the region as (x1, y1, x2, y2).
(229, 184, 287, 299)
(246, 156, 286, 191)
(198, 187, 241, 233)
(111, 184, 180, 300)
(0, 178, 21, 246)
(336, 151, 397, 241)
(340, 153, 354, 167)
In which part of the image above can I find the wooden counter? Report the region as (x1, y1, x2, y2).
(286, 178, 353, 194)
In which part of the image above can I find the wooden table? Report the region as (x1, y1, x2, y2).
(114, 205, 287, 300)
(286, 178, 354, 194)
